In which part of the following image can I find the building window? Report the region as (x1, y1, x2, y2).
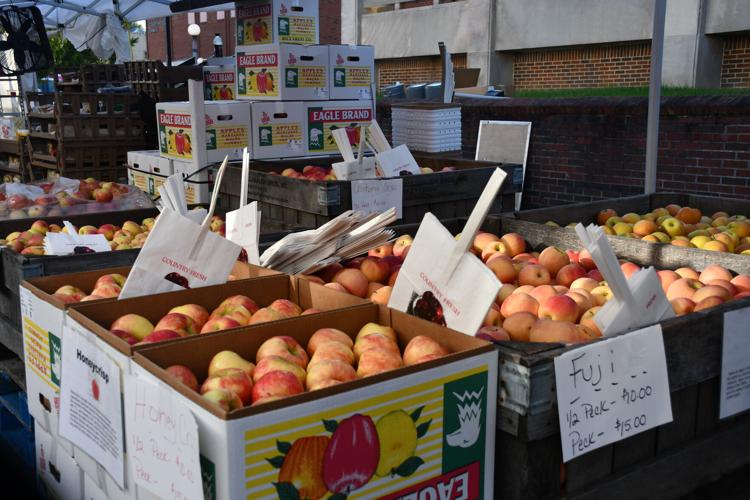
(217, 10, 225, 20)
(230, 9, 236, 18)
(187, 12, 195, 24)
(199, 12, 207, 23)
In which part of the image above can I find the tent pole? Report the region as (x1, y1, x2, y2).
(165, 16, 173, 66)
(644, 0, 667, 194)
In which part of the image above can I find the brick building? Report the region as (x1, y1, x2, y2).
(341, 0, 750, 91)
(145, 0, 341, 62)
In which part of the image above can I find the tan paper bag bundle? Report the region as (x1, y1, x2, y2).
(120, 158, 242, 299)
(389, 169, 507, 335)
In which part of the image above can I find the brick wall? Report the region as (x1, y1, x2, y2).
(721, 35, 750, 88)
(513, 42, 652, 90)
(376, 53, 467, 90)
(377, 96, 750, 208)
(145, 0, 340, 62)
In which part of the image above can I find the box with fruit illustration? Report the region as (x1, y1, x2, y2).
(235, 0, 319, 46)
(156, 100, 251, 167)
(131, 304, 497, 499)
(236, 44, 329, 101)
(329, 45, 375, 100)
(20, 263, 278, 443)
(250, 101, 307, 159)
(306, 100, 374, 155)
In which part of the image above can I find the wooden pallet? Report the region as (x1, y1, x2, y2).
(124, 61, 203, 101)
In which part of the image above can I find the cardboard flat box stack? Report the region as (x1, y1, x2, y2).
(132, 304, 498, 499)
(391, 104, 462, 153)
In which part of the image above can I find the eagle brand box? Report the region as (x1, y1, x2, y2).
(330, 45, 375, 100)
(235, 0, 319, 45)
(306, 100, 374, 154)
(251, 101, 306, 159)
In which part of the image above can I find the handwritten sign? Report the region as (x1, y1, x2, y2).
(554, 325, 673, 462)
(351, 178, 403, 219)
(45, 232, 111, 255)
(720, 308, 750, 419)
(375, 144, 420, 177)
(124, 375, 202, 500)
(58, 323, 125, 487)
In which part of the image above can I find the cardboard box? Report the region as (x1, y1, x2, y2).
(306, 100, 374, 155)
(156, 100, 252, 166)
(132, 305, 497, 499)
(250, 101, 307, 159)
(204, 64, 237, 101)
(35, 422, 84, 500)
(236, 43, 329, 101)
(235, 0, 319, 45)
(329, 45, 375, 100)
(130, 162, 211, 204)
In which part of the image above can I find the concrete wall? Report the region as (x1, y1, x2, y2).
(705, 0, 750, 35)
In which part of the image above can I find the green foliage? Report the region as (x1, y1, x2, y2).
(47, 31, 105, 70)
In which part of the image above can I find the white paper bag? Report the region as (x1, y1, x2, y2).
(225, 148, 261, 265)
(389, 168, 508, 335)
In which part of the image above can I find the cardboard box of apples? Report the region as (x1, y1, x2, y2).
(20, 263, 279, 445)
(131, 303, 497, 499)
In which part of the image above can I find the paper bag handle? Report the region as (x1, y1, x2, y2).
(201, 156, 229, 232)
(575, 223, 635, 306)
(368, 120, 391, 153)
(444, 168, 507, 280)
(62, 221, 83, 244)
(332, 129, 356, 162)
(240, 148, 250, 208)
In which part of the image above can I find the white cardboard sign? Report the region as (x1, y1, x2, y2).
(58, 327, 125, 487)
(375, 144, 421, 177)
(351, 178, 403, 219)
(554, 325, 673, 462)
(45, 232, 111, 255)
(720, 307, 750, 419)
(226, 202, 261, 266)
(332, 156, 377, 180)
(124, 375, 202, 500)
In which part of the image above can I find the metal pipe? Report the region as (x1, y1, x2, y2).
(165, 16, 172, 66)
(644, 0, 667, 194)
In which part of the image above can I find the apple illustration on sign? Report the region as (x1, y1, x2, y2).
(91, 378, 100, 401)
(164, 272, 190, 288)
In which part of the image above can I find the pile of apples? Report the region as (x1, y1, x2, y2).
(302, 235, 413, 305)
(2, 214, 226, 255)
(270, 165, 458, 181)
(0, 178, 137, 219)
(547, 205, 750, 255)
(164, 324, 450, 410)
(52, 273, 126, 303)
(108, 295, 317, 345)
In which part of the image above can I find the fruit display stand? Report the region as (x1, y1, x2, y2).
(131, 304, 497, 499)
(219, 156, 523, 231)
(509, 192, 750, 274)
(0, 208, 159, 356)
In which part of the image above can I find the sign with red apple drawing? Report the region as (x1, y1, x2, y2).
(124, 375, 202, 500)
(554, 324, 673, 462)
(58, 322, 125, 487)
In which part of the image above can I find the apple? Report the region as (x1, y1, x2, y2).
(306, 359, 357, 391)
(360, 257, 390, 284)
(139, 330, 182, 344)
(529, 318, 581, 344)
(208, 350, 255, 378)
(200, 316, 241, 333)
(590, 285, 613, 305)
(556, 264, 587, 288)
(251, 370, 304, 404)
(486, 254, 517, 283)
(730, 275, 750, 293)
(91, 283, 121, 298)
(317, 264, 344, 282)
(500, 293, 539, 318)
(393, 235, 413, 258)
(29, 220, 48, 235)
(666, 278, 703, 301)
(671, 298, 695, 316)
(203, 388, 243, 411)
(78, 225, 98, 235)
(620, 262, 641, 280)
(53, 285, 86, 302)
(95, 273, 126, 289)
(256, 336, 309, 368)
(301, 308, 322, 315)
(538, 247, 570, 277)
(570, 277, 600, 292)
(500, 233, 526, 257)
(356, 348, 403, 378)
(502, 312, 537, 342)
(566, 291, 594, 320)
(154, 313, 197, 336)
(483, 302, 502, 326)
(217, 295, 260, 315)
(698, 265, 732, 284)
(122, 221, 142, 235)
(403, 336, 449, 366)
(110, 314, 153, 340)
(695, 296, 724, 312)
(201, 368, 254, 405)
(355, 323, 397, 343)
(518, 264, 552, 286)
(333, 269, 369, 298)
(538, 295, 579, 323)
(528, 284, 558, 304)
(248, 307, 285, 325)
(268, 299, 303, 318)
(110, 329, 139, 345)
(371, 285, 392, 305)
(166, 365, 199, 391)
(253, 356, 306, 385)
(309, 342, 355, 366)
(353, 333, 400, 361)
(169, 304, 210, 330)
(307, 328, 353, 355)
(472, 232, 499, 255)
(692, 285, 732, 303)
(661, 217, 686, 237)
(475, 326, 511, 342)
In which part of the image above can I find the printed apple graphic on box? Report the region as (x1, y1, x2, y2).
(164, 272, 190, 289)
(266, 408, 431, 499)
(91, 378, 100, 401)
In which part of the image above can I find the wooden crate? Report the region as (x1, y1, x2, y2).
(124, 61, 203, 102)
(512, 193, 750, 275)
(219, 156, 523, 232)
